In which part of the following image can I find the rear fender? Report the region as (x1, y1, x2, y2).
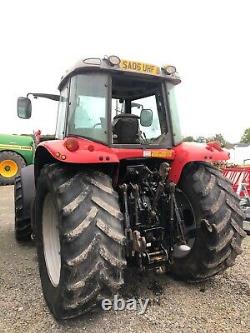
(168, 142, 230, 183)
(37, 139, 119, 164)
(34, 138, 119, 180)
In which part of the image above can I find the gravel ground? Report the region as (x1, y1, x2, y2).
(0, 186, 249, 333)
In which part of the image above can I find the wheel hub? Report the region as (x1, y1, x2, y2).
(42, 193, 61, 287)
(0, 160, 18, 178)
(173, 189, 197, 258)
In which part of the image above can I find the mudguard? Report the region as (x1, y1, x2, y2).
(38, 139, 119, 164)
(37, 138, 176, 164)
(19, 165, 35, 220)
(36, 139, 229, 185)
(168, 142, 230, 184)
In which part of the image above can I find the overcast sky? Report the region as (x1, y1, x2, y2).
(0, 0, 249, 142)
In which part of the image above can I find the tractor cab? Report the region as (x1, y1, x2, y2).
(17, 56, 182, 149)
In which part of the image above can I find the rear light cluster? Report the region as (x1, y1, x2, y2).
(64, 138, 79, 152)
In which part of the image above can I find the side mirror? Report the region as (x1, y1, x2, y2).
(17, 97, 32, 119)
(140, 109, 153, 127)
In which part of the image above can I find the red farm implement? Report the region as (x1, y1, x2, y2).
(223, 166, 250, 197)
(223, 166, 250, 232)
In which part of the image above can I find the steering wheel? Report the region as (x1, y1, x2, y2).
(93, 123, 101, 128)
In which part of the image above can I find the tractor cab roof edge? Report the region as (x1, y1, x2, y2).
(58, 56, 181, 90)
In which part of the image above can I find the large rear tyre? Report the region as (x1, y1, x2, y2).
(0, 151, 26, 185)
(14, 176, 32, 242)
(35, 164, 126, 319)
(171, 162, 246, 281)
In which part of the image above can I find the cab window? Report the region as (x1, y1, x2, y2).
(55, 84, 68, 139)
(67, 73, 108, 143)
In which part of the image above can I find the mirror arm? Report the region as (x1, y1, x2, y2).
(27, 93, 60, 101)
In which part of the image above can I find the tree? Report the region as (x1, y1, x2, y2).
(240, 128, 250, 144)
(196, 136, 207, 143)
(183, 136, 195, 142)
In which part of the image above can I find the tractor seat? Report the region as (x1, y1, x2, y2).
(113, 113, 140, 144)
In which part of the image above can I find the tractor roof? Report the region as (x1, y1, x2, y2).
(58, 56, 181, 90)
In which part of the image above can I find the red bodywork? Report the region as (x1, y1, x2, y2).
(168, 142, 229, 182)
(223, 166, 250, 197)
(36, 138, 230, 184)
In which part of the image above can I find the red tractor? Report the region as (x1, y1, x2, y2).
(15, 56, 246, 319)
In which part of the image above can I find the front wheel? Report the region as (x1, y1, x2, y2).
(35, 164, 126, 319)
(171, 162, 246, 281)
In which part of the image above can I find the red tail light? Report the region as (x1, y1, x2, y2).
(64, 138, 79, 152)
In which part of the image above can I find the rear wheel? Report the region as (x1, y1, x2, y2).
(171, 162, 246, 281)
(0, 151, 26, 185)
(35, 164, 126, 319)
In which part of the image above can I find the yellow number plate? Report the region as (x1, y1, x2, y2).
(151, 150, 174, 159)
(119, 59, 160, 75)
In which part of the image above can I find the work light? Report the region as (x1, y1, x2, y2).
(108, 55, 121, 66)
(163, 65, 176, 75)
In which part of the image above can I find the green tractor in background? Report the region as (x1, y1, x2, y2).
(0, 133, 34, 185)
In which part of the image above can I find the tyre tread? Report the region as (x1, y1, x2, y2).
(36, 164, 125, 319)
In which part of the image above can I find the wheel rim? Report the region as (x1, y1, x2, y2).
(174, 189, 197, 253)
(42, 193, 61, 287)
(0, 160, 18, 178)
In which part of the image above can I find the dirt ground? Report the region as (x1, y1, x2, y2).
(0, 186, 249, 333)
